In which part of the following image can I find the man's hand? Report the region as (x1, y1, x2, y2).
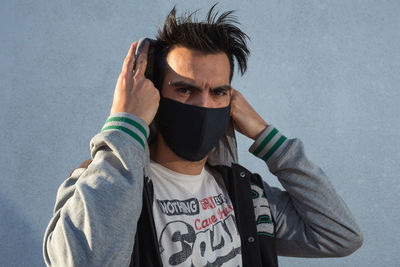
(110, 41, 160, 125)
(230, 88, 268, 140)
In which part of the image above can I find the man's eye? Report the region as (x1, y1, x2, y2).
(177, 88, 191, 94)
(212, 89, 227, 96)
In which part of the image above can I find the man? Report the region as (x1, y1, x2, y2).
(43, 6, 363, 267)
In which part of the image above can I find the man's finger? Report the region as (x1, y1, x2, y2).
(122, 42, 138, 73)
(134, 41, 149, 76)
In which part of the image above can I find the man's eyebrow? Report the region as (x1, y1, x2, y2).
(169, 81, 201, 91)
(168, 81, 231, 91)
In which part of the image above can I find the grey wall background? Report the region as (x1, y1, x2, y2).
(1, 0, 399, 266)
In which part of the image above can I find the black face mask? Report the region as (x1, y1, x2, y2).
(157, 97, 231, 162)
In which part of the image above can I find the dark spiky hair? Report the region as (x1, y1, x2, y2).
(153, 4, 250, 88)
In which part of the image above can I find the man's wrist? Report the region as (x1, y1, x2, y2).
(251, 121, 268, 140)
(249, 125, 288, 162)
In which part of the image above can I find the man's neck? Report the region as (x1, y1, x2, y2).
(150, 133, 207, 175)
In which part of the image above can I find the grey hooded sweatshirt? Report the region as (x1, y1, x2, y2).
(43, 112, 363, 266)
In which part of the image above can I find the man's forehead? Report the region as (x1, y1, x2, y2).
(167, 45, 228, 58)
(166, 46, 230, 67)
(164, 47, 231, 86)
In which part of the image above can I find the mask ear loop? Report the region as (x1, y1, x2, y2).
(149, 85, 166, 146)
(228, 85, 233, 113)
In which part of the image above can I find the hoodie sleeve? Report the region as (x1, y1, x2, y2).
(43, 113, 149, 267)
(249, 125, 363, 257)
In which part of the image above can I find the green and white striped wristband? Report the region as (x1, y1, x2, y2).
(101, 113, 149, 149)
(249, 125, 287, 162)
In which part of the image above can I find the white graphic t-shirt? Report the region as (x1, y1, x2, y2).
(150, 161, 242, 267)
